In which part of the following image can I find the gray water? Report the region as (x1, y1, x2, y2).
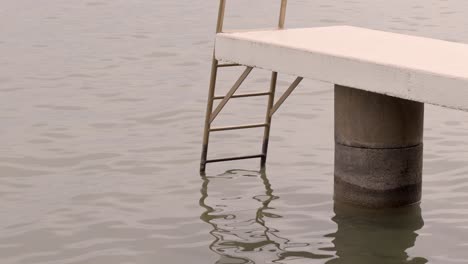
(1, 0, 468, 263)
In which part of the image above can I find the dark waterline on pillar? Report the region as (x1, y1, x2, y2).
(334, 85, 424, 208)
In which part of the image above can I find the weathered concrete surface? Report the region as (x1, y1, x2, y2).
(334, 85, 424, 208)
(334, 144, 423, 208)
(215, 26, 468, 112)
(335, 85, 424, 148)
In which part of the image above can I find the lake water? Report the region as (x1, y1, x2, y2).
(1, 0, 468, 263)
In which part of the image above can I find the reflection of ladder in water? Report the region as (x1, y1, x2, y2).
(200, 0, 303, 172)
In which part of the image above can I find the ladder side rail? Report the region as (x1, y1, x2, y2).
(201, 0, 289, 172)
(261, 0, 288, 168)
(200, 0, 227, 172)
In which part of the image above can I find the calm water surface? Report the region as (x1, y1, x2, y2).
(2, 0, 468, 263)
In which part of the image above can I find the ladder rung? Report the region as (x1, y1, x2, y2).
(210, 123, 268, 132)
(217, 63, 241, 68)
(213, 92, 271, 100)
(206, 154, 265, 164)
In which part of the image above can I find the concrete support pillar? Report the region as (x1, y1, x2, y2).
(334, 85, 424, 208)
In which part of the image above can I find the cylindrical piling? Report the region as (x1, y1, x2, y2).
(334, 85, 424, 208)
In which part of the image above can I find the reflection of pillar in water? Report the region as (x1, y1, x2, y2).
(325, 203, 428, 264)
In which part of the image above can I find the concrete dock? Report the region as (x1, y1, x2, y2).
(216, 26, 468, 112)
(212, 25, 468, 208)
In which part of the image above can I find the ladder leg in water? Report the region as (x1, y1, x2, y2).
(200, 0, 289, 172)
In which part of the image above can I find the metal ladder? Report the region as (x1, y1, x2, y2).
(200, 0, 303, 172)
